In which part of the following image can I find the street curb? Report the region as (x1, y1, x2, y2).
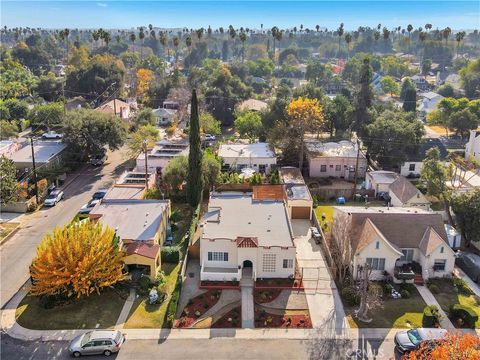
(0, 223, 21, 247)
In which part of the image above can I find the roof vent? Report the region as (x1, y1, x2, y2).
(248, 222, 251, 224)
(267, 229, 271, 232)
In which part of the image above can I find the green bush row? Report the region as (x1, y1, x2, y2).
(161, 246, 180, 263)
(165, 276, 183, 327)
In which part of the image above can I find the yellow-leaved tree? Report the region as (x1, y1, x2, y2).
(30, 220, 125, 298)
(136, 68, 154, 103)
(286, 97, 324, 171)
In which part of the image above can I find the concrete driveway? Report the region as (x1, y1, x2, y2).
(454, 266, 480, 297)
(292, 220, 348, 337)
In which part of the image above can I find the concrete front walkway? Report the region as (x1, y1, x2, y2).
(114, 289, 136, 330)
(191, 289, 241, 328)
(292, 220, 349, 338)
(259, 289, 309, 310)
(454, 266, 480, 297)
(415, 285, 455, 330)
(240, 278, 254, 328)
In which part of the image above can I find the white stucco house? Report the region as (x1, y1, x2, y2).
(305, 140, 367, 180)
(332, 207, 455, 283)
(365, 171, 430, 210)
(218, 142, 276, 174)
(152, 108, 177, 126)
(136, 139, 189, 175)
(465, 130, 480, 163)
(400, 138, 448, 177)
(200, 192, 296, 282)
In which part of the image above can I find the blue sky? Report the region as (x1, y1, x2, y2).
(2, 1, 479, 30)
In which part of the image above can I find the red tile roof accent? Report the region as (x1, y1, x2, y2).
(236, 236, 258, 248)
(125, 242, 160, 259)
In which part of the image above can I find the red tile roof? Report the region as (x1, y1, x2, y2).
(125, 242, 160, 259)
(236, 237, 258, 248)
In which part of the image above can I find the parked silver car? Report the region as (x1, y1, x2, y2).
(68, 330, 125, 357)
(394, 328, 447, 354)
(44, 189, 64, 207)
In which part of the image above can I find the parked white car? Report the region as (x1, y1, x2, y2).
(42, 131, 63, 139)
(44, 190, 64, 206)
(79, 199, 100, 214)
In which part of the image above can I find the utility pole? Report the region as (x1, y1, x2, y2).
(30, 137, 39, 205)
(351, 138, 361, 200)
(143, 140, 149, 191)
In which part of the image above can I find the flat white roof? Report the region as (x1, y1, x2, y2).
(202, 192, 294, 247)
(305, 140, 363, 158)
(91, 199, 170, 241)
(218, 142, 275, 159)
(8, 140, 67, 164)
(368, 171, 398, 185)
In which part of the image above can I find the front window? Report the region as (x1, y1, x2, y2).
(433, 259, 446, 271)
(263, 254, 276, 272)
(366, 257, 385, 271)
(207, 252, 228, 262)
(335, 165, 341, 171)
(409, 164, 416, 171)
(401, 249, 414, 262)
(407, 329, 422, 346)
(283, 259, 293, 269)
(320, 165, 327, 172)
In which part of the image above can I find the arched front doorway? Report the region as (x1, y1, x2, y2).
(242, 260, 253, 278)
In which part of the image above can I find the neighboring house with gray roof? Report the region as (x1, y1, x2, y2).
(366, 171, 430, 210)
(332, 207, 455, 283)
(7, 140, 67, 174)
(152, 107, 177, 126)
(200, 192, 296, 282)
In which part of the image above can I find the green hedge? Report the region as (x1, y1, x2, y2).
(341, 286, 360, 306)
(161, 246, 180, 263)
(165, 276, 183, 327)
(450, 304, 478, 328)
(422, 305, 441, 327)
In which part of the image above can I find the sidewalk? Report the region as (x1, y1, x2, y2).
(415, 285, 455, 330)
(114, 289, 136, 330)
(454, 266, 480, 297)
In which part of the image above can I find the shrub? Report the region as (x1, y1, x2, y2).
(427, 284, 440, 294)
(155, 270, 166, 286)
(341, 286, 360, 306)
(400, 289, 410, 299)
(410, 261, 422, 274)
(399, 283, 416, 293)
(449, 304, 478, 328)
(161, 246, 180, 263)
(423, 305, 441, 327)
(383, 283, 394, 296)
(139, 275, 152, 294)
(453, 278, 472, 295)
(165, 276, 182, 327)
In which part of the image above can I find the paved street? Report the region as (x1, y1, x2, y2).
(0, 148, 131, 309)
(0, 334, 398, 360)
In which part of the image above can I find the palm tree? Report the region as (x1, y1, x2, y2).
(337, 23, 344, 57)
(425, 24, 432, 33)
(442, 27, 451, 46)
(59, 28, 70, 63)
(270, 26, 279, 61)
(382, 27, 390, 51)
(455, 31, 466, 56)
(172, 36, 180, 64)
(159, 31, 167, 58)
(138, 28, 145, 59)
(92, 30, 100, 49)
(344, 33, 352, 59)
(115, 34, 121, 44)
(407, 24, 413, 53)
(150, 29, 156, 39)
(316, 24, 320, 32)
(185, 35, 192, 49)
(239, 31, 247, 63)
(103, 31, 111, 48)
(129, 32, 136, 52)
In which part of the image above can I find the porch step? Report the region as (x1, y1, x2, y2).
(414, 274, 424, 285)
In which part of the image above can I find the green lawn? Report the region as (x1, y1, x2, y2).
(0, 223, 19, 242)
(124, 262, 181, 329)
(427, 278, 480, 328)
(16, 287, 127, 330)
(171, 203, 192, 246)
(345, 286, 427, 329)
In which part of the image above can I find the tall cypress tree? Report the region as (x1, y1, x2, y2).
(353, 58, 373, 139)
(186, 89, 204, 207)
(403, 86, 417, 112)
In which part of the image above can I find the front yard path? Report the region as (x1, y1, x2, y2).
(415, 285, 455, 330)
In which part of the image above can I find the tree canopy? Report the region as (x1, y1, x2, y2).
(234, 111, 264, 142)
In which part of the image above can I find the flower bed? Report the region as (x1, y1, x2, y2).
(211, 307, 242, 328)
(254, 289, 282, 304)
(175, 289, 222, 328)
(255, 278, 303, 289)
(254, 308, 312, 328)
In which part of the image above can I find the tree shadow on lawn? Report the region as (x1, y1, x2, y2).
(15, 288, 126, 330)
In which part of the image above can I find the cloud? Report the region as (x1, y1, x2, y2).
(97, 3, 108, 7)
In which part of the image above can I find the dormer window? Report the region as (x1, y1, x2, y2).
(375, 241, 380, 249)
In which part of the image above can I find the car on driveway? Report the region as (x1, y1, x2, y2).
(68, 330, 125, 357)
(204, 134, 216, 141)
(394, 328, 448, 354)
(456, 252, 480, 283)
(92, 189, 108, 200)
(310, 227, 322, 244)
(79, 199, 101, 214)
(44, 190, 64, 206)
